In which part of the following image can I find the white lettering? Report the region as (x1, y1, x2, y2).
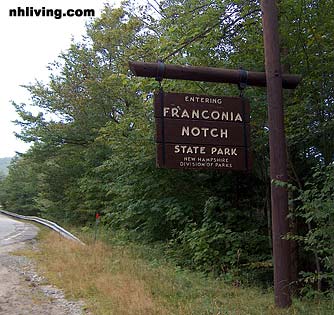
(192, 110, 200, 119)
(183, 157, 196, 162)
(181, 126, 229, 139)
(235, 113, 242, 122)
(211, 128, 218, 137)
(202, 127, 209, 137)
(221, 112, 229, 121)
(177, 146, 206, 154)
(202, 110, 209, 119)
(168, 108, 244, 122)
(181, 109, 190, 118)
(210, 147, 238, 156)
(221, 129, 228, 138)
(214, 162, 232, 168)
(181, 126, 190, 136)
(211, 111, 220, 120)
(163, 107, 170, 117)
(183, 95, 224, 104)
(171, 107, 179, 118)
(192, 127, 201, 137)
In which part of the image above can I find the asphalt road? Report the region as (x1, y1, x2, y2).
(0, 214, 38, 247)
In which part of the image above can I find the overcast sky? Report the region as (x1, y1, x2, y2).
(0, 0, 123, 158)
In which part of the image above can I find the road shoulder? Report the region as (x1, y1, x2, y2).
(0, 221, 87, 315)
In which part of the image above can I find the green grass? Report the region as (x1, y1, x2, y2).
(20, 227, 334, 315)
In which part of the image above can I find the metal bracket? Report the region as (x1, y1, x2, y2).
(156, 60, 165, 82)
(238, 68, 249, 171)
(238, 69, 248, 93)
(155, 60, 166, 166)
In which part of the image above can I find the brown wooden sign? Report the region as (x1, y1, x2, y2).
(155, 92, 251, 171)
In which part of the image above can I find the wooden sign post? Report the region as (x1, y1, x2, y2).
(261, 0, 292, 308)
(129, 62, 300, 89)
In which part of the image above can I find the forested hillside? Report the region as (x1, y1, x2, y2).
(0, 0, 333, 297)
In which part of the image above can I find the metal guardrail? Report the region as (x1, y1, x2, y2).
(0, 209, 85, 245)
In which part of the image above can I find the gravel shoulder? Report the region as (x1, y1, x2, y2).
(0, 221, 87, 315)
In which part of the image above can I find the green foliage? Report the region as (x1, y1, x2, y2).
(287, 165, 334, 294)
(0, 156, 39, 215)
(167, 197, 270, 277)
(281, 0, 334, 166)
